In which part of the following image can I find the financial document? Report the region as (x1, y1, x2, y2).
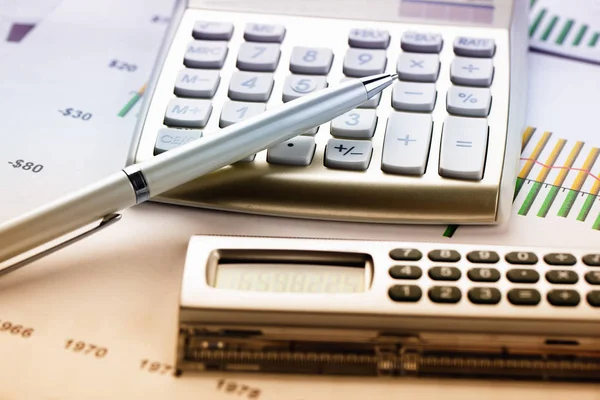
(1, 1, 600, 398)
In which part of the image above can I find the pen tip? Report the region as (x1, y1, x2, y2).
(361, 73, 398, 99)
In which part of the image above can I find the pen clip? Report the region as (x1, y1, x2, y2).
(0, 213, 122, 277)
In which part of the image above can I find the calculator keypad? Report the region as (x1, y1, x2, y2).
(134, 9, 517, 223)
(385, 245, 600, 310)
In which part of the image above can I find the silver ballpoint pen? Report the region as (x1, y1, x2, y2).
(0, 73, 396, 273)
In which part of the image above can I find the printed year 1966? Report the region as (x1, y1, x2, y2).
(0, 319, 34, 338)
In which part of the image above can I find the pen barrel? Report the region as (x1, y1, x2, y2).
(0, 172, 135, 264)
(139, 80, 367, 195)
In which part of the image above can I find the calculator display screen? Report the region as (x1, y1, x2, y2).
(213, 263, 364, 293)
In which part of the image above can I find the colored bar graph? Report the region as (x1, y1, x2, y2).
(594, 214, 600, 230)
(516, 130, 551, 196)
(118, 84, 147, 117)
(537, 141, 583, 217)
(590, 32, 600, 47)
(558, 147, 600, 217)
(519, 139, 565, 215)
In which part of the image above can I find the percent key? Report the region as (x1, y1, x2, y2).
(447, 86, 491, 117)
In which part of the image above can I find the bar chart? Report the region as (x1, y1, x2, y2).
(516, 126, 600, 230)
(529, 0, 600, 64)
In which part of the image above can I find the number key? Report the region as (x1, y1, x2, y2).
(219, 101, 266, 127)
(282, 75, 328, 102)
(330, 109, 378, 139)
(389, 248, 422, 261)
(389, 265, 422, 279)
(289, 46, 334, 75)
(428, 249, 460, 262)
(343, 48, 387, 77)
(389, 285, 422, 302)
(468, 287, 501, 304)
(428, 286, 461, 303)
(505, 251, 538, 265)
(237, 42, 281, 72)
(228, 71, 274, 102)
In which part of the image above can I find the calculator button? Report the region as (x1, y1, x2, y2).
(507, 289, 541, 306)
(467, 268, 500, 282)
(289, 46, 334, 75)
(244, 23, 286, 43)
(466, 251, 499, 264)
(389, 285, 422, 302)
(453, 37, 495, 58)
(324, 138, 372, 171)
(389, 265, 422, 280)
(428, 250, 460, 262)
(192, 21, 234, 40)
(164, 98, 212, 128)
(547, 290, 580, 307)
(391, 82, 436, 112)
(396, 53, 440, 82)
(428, 267, 461, 281)
(506, 269, 540, 284)
(237, 42, 281, 72)
(446, 86, 491, 117)
(348, 28, 390, 49)
(585, 271, 600, 285)
(219, 101, 266, 128)
(582, 254, 600, 266)
(452, 37, 495, 58)
(267, 136, 316, 166)
(450, 57, 494, 87)
(389, 248, 422, 261)
(184, 40, 229, 69)
(330, 109, 378, 139)
(439, 116, 488, 180)
(505, 252, 538, 265)
(468, 288, 501, 305)
(228, 71, 274, 102)
(545, 270, 578, 284)
(343, 49, 387, 77)
(543, 253, 577, 266)
(301, 127, 319, 136)
(428, 286, 461, 303)
(401, 31, 443, 53)
(154, 128, 202, 155)
(174, 69, 220, 98)
(282, 75, 328, 102)
(382, 112, 432, 175)
(587, 291, 600, 307)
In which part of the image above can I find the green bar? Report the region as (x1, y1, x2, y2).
(589, 32, 600, 47)
(518, 182, 542, 216)
(118, 93, 141, 117)
(514, 177, 525, 199)
(577, 194, 597, 221)
(529, 8, 547, 37)
(558, 190, 579, 217)
(593, 213, 600, 230)
(537, 186, 559, 217)
(530, 0, 537, 7)
(573, 24, 588, 46)
(541, 16, 559, 41)
(443, 225, 458, 238)
(555, 19, 574, 45)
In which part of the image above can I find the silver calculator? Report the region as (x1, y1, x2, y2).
(176, 235, 600, 380)
(128, 0, 529, 224)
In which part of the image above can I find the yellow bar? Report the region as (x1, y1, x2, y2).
(522, 126, 536, 151)
(553, 141, 583, 186)
(519, 131, 552, 180)
(571, 147, 600, 190)
(137, 84, 147, 95)
(589, 175, 600, 196)
(534, 139, 565, 182)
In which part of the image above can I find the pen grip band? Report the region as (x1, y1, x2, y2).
(123, 165, 151, 204)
